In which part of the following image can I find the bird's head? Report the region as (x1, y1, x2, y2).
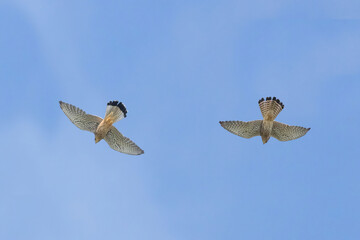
(95, 136, 101, 143)
(261, 135, 270, 144)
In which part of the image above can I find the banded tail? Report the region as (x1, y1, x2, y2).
(104, 101, 127, 124)
(258, 97, 284, 121)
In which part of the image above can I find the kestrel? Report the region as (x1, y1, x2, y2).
(59, 100, 144, 155)
(219, 97, 310, 144)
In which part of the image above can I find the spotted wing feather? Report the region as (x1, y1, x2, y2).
(104, 126, 144, 155)
(271, 121, 310, 141)
(59, 101, 102, 133)
(219, 120, 262, 139)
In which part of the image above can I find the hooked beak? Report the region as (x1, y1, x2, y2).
(95, 138, 100, 144)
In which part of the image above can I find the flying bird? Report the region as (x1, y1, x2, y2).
(219, 97, 310, 144)
(59, 100, 144, 155)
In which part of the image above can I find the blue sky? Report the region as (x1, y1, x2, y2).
(1, 0, 360, 239)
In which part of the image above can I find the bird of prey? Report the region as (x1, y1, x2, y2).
(219, 97, 310, 144)
(59, 100, 144, 155)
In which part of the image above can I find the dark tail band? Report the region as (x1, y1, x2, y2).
(107, 101, 127, 117)
(259, 96, 284, 109)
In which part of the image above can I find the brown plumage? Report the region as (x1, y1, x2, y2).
(258, 97, 284, 143)
(95, 112, 118, 143)
(59, 101, 144, 155)
(220, 97, 310, 144)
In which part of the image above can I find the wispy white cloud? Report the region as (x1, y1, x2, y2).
(0, 117, 174, 239)
(8, 0, 104, 102)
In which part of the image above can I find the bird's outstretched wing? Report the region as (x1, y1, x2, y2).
(59, 101, 102, 133)
(104, 126, 144, 155)
(219, 120, 262, 138)
(271, 121, 310, 141)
